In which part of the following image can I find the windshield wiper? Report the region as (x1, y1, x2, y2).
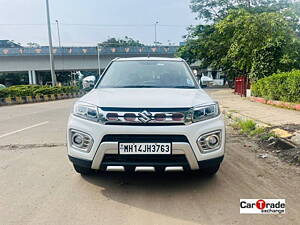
(99, 85, 196, 88)
(172, 86, 196, 89)
(117, 85, 158, 88)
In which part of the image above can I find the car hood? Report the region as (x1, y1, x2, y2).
(79, 88, 214, 108)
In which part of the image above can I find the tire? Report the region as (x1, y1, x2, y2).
(73, 164, 94, 175)
(201, 164, 220, 176)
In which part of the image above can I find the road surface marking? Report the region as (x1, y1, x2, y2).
(0, 121, 49, 139)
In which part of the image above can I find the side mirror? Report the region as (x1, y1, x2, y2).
(82, 75, 96, 90)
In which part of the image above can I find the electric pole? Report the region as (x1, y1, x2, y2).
(46, 0, 57, 86)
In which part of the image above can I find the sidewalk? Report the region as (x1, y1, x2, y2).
(206, 88, 300, 126)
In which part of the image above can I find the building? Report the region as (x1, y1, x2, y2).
(190, 60, 226, 86)
(0, 40, 22, 48)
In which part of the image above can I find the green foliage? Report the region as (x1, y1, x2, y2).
(218, 10, 299, 79)
(233, 119, 265, 136)
(176, 39, 202, 64)
(234, 119, 256, 133)
(178, 9, 300, 80)
(0, 85, 79, 98)
(251, 70, 300, 103)
(190, 0, 293, 22)
(250, 127, 266, 136)
(99, 36, 144, 47)
(260, 131, 277, 141)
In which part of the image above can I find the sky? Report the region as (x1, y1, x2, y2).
(0, 0, 198, 47)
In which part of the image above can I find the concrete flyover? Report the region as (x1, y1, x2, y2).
(0, 46, 179, 84)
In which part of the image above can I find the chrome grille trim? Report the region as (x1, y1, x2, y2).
(97, 108, 193, 125)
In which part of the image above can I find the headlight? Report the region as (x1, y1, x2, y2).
(73, 102, 100, 122)
(192, 102, 220, 123)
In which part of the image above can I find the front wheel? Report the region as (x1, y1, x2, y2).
(73, 164, 94, 175)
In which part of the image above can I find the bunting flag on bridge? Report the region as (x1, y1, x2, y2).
(35, 49, 42, 54)
(0, 46, 178, 56)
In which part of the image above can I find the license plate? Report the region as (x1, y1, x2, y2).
(119, 143, 171, 155)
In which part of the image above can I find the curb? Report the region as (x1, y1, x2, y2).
(222, 106, 300, 147)
(0, 91, 86, 107)
(249, 96, 300, 111)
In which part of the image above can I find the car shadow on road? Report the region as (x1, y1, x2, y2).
(82, 171, 221, 224)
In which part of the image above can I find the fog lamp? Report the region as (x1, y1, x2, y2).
(205, 135, 219, 148)
(70, 130, 93, 152)
(197, 130, 222, 153)
(73, 134, 84, 146)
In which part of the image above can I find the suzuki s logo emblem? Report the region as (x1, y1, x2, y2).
(138, 110, 152, 123)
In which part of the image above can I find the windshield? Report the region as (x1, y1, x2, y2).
(97, 60, 197, 88)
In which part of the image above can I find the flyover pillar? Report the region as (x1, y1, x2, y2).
(28, 70, 37, 84)
(28, 71, 33, 84)
(32, 70, 37, 84)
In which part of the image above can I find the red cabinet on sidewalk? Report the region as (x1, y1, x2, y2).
(234, 76, 250, 97)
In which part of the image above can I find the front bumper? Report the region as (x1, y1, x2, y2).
(67, 114, 225, 171)
(68, 155, 224, 172)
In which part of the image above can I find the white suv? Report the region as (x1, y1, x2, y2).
(67, 57, 225, 175)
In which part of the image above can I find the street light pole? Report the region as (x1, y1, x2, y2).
(97, 43, 102, 76)
(56, 19, 65, 72)
(46, 0, 57, 86)
(154, 21, 159, 45)
(55, 20, 62, 49)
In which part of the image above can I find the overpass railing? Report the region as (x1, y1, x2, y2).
(0, 46, 179, 57)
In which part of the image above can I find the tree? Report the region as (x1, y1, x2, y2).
(190, 0, 293, 22)
(176, 40, 200, 64)
(99, 36, 144, 47)
(177, 25, 214, 65)
(178, 9, 300, 80)
(218, 10, 300, 79)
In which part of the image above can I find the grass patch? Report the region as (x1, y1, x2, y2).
(232, 119, 265, 136)
(231, 118, 279, 144)
(260, 131, 277, 141)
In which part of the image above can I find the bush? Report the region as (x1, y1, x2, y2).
(0, 85, 80, 98)
(251, 71, 300, 103)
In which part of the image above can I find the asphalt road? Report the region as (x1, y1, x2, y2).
(0, 99, 299, 225)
